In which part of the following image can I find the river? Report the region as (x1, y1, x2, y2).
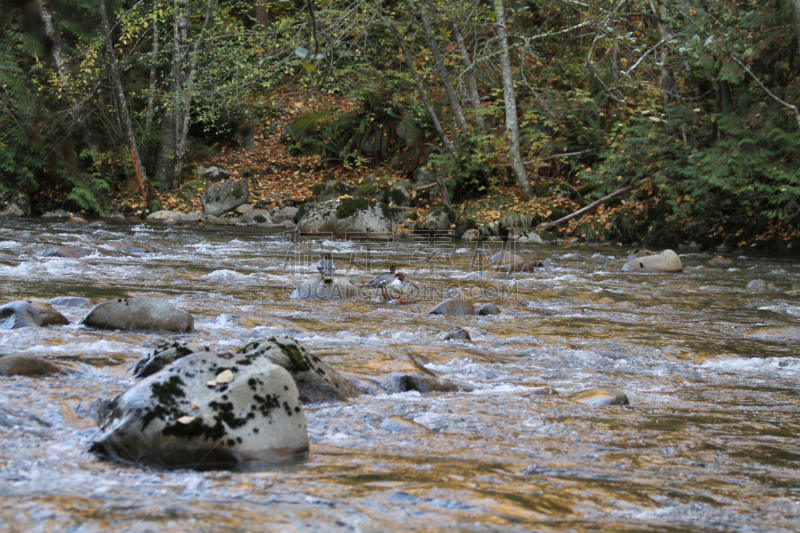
(1, 217, 799, 532)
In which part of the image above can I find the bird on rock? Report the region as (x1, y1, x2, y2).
(316, 253, 336, 282)
(388, 273, 413, 303)
(366, 264, 396, 300)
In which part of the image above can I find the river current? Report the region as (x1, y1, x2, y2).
(1, 217, 799, 532)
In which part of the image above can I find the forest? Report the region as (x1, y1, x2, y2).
(1, 0, 799, 250)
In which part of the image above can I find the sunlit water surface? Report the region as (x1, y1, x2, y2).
(1, 218, 799, 532)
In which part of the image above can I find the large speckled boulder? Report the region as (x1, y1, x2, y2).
(0, 354, 66, 376)
(241, 209, 273, 225)
(429, 298, 475, 317)
(237, 336, 361, 403)
(296, 198, 392, 238)
(133, 342, 212, 378)
(0, 300, 69, 329)
(90, 350, 308, 467)
(202, 180, 249, 216)
(82, 297, 193, 333)
(0, 189, 30, 217)
(569, 388, 629, 407)
(621, 249, 682, 273)
(291, 278, 360, 300)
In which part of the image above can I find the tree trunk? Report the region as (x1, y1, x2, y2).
(99, 0, 148, 198)
(494, 0, 532, 200)
(792, 0, 800, 58)
(454, 22, 486, 135)
(144, 2, 159, 139)
(35, 0, 66, 77)
(255, 0, 270, 27)
(417, 2, 469, 136)
(386, 19, 455, 154)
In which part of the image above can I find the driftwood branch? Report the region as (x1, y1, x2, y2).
(537, 179, 647, 231)
(413, 182, 440, 192)
(436, 174, 457, 224)
(731, 56, 800, 127)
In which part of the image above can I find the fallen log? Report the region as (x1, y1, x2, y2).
(537, 179, 647, 231)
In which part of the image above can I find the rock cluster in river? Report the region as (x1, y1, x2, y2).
(0, 300, 69, 329)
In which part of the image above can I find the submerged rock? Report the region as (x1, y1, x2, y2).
(477, 303, 500, 316)
(569, 388, 629, 407)
(82, 297, 194, 333)
(0, 300, 69, 329)
(621, 249, 682, 273)
(241, 209, 273, 225)
(746, 279, 772, 292)
(90, 350, 308, 468)
(461, 229, 482, 242)
(0, 354, 67, 376)
(350, 356, 466, 395)
(291, 278, 360, 300)
(490, 261, 540, 273)
(709, 256, 734, 266)
(744, 326, 800, 342)
(439, 327, 471, 342)
(45, 296, 96, 308)
(202, 180, 249, 216)
(487, 251, 527, 264)
(67, 216, 89, 225)
(40, 247, 90, 259)
(429, 298, 475, 317)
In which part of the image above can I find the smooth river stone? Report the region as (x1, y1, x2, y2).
(487, 251, 527, 264)
(570, 388, 629, 407)
(0, 300, 69, 329)
(621, 249, 682, 272)
(477, 303, 500, 316)
(291, 278, 359, 300)
(0, 354, 66, 376)
(82, 297, 193, 333)
(45, 296, 96, 308)
(429, 298, 475, 316)
(90, 350, 309, 468)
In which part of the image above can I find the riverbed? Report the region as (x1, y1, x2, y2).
(1, 217, 799, 532)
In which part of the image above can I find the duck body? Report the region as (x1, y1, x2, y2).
(366, 265, 396, 299)
(388, 273, 413, 303)
(316, 253, 336, 280)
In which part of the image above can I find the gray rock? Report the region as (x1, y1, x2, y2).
(236, 336, 361, 403)
(418, 211, 450, 232)
(520, 387, 559, 398)
(226, 217, 242, 225)
(569, 388, 629, 407)
(133, 342, 212, 378)
(40, 247, 90, 259)
(296, 199, 392, 239)
(242, 209, 273, 225)
(88, 221, 107, 227)
(746, 279, 772, 291)
(627, 248, 653, 259)
(0, 354, 66, 376)
(387, 185, 411, 207)
(90, 349, 308, 467)
(477, 303, 500, 316)
(461, 229, 482, 242)
(234, 204, 254, 215)
(709, 256, 734, 266)
(82, 297, 193, 333)
(679, 241, 703, 251)
(0, 189, 30, 216)
(199, 214, 225, 225)
(270, 207, 298, 223)
(184, 212, 202, 222)
(202, 180, 249, 216)
(45, 296, 96, 308)
(0, 300, 69, 329)
(310, 181, 357, 202)
(429, 298, 475, 317)
(291, 278, 360, 301)
(413, 168, 436, 184)
(487, 251, 527, 264)
(439, 327, 471, 342)
(146, 210, 186, 221)
(397, 116, 423, 146)
(510, 231, 544, 244)
(67, 216, 89, 225)
(621, 249, 682, 272)
(195, 166, 231, 181)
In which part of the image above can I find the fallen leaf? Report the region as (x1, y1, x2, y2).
(216, 369, 234, 384)
(177, 416, 196, 424)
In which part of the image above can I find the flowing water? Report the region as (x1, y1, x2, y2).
(1, 217, 799, 532)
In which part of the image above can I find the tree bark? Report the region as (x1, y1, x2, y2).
(537, 179, 647, 231)
(144, 2, 159, 139)
(792, 0, 800, 58)
(255, 0, 270, 27)
(386, 19, 455, 154)
(454, 22, 486, 135)
(494, 0, 532, 200)
(417, 2, 469, 136)
(435, 173, 456, 224)
(99, 0, 148, 198)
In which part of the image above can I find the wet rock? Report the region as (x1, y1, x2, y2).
(88, 221, 107, 227)
(627, 248, 653, 259)
(274, 220, 296, 229)
(234, 204, 254, 215)
(0, 354, 66, 376)
(678, 241, 703, 251)
(621, 249, 682, 273)
(67, 216, 89, 225)
(381, 416, 430, 434)
(521, 387, 559, 398)
(709, 256, 734, 266)
(296, 198, 392, 238)
(291, 278, 360, 301)
(146, 210, 186, 221)
(241, 209, 273, 225)
(45, 296, 96, 308)
(183, 212, 202, 222)
(746, 279, 772, 292)
(270, 206, 298, 223)
(439, 327, 471, 342)
(236, 336, 361, 403)
(196, 165, 231, 181)
(202, 180, 249, 216)
(477, 303, 500, 316)
(226, 217, 242, 225)
(0, 300, 69, 329)
(0, 189, 31, 216)
(90, 349, 308, 468)
(42, 210, 71, 218)
(82, 297, 194, 333)
(0, 253, 18, 261)
(0, 406, 50, 429)
(429, 298, 475, 316)
(490, 261, 540, 273)
(388, 184, 411, 207)
(417, 211, 450, 232)
(461, 229, 482, 242)
(569, 388, 629, 407)
(744, 326, 800, 343)
(133, 342, 212, 378)
(413, 168, 436, 184)
(487, 251, 527, 264)
(40, 247, 90, 259)
(309, 181, 357, 202)
(109, 242, 157, 254)
(510, 231, 544, 244)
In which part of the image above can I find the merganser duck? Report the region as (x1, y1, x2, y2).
(388, 273, 412, 303)
(316, 253, 336, 282)
(366, 264, 396, 299)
